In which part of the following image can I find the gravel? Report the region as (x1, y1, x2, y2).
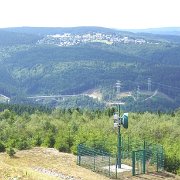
(33, 167, 82, 180)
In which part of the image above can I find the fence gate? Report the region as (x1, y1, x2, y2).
(156, 151, 164, 172)
(132, 150, 146, 176)
(132, 148, 164, 176)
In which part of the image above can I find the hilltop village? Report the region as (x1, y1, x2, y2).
(37, 32, 158, 47)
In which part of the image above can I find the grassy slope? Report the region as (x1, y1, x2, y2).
(0, 147, 109, 180)
(0, 147, 179, 180)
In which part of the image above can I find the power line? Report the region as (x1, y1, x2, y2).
(152, 82, 180, 91)
(117, 79, 180, 94)
(112, 78, 180, 94)
(129, 79, 180, 92)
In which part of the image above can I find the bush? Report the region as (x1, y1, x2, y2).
(55, 140, 69, 152)
(32, 135, 42, 146)
(16, 140, 30, 150)
(43, 134, 55, 148)
(164, 156, 180, 175)
(6, 147, 16, 157)
(0, 141, 6, 152)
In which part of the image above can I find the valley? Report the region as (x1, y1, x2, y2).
(0, 27, 180, 111)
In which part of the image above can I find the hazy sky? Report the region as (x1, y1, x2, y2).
(0, 0, 180, 29)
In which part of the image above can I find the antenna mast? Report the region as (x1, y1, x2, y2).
(116, 80, 121, 95)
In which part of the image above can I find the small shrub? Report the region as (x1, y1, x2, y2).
(0, 141, 6, 152)
(6, 147, 16, 157)
(32, 135, 42, 146)
(43, 134, 55, 148)
(16, 140, 30, 150)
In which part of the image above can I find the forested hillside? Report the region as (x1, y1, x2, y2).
(129, 27, 180, 36)
(0, 27, 180, 111)
(0, 104, 179, 175)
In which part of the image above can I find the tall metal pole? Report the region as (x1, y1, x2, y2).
(117, 104, 121, 168)
(111, 101, 124, 169)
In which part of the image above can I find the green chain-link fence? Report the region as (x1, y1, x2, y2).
(77, 137, 164, 179)
(77, 144, 118, 178)
(132, 148, 164, 175)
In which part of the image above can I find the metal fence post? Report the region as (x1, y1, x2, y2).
(93, 150, 96, 171)
(161, 146, 164, 170)
(157, 152, 159, 172)
(109, 155, 111, 177)
(132, 151, 135, 176)
(116, 155, 118, 179)
(144, 140, 146, 150)
(143, 149, 146, 174)
(77, 144, 81, 165)
(128, 136, 130, 156)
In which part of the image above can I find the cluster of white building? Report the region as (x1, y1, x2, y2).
(38, 32, 154, 47)
(0, 94, 10, 103)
